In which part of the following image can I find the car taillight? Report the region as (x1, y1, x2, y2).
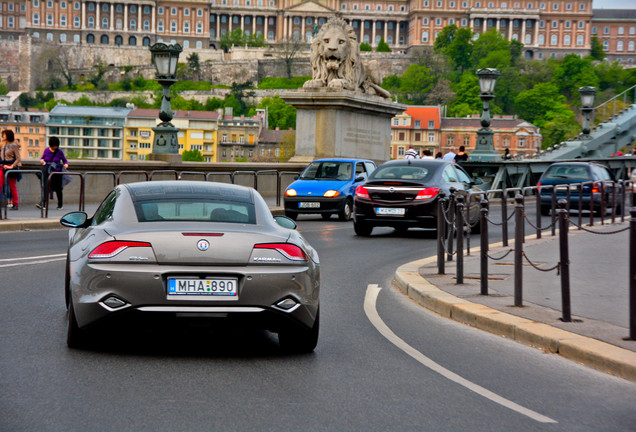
(254, 243, 307, 261)
(592, 182, 600, 194)
(356, 185, 370, 199)
(414, 187, 440, 200)
(536, 181, 542, 186)
(285, 189, 297, 197)
(89, 241, 152, 259)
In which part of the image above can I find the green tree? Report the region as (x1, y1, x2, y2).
(182, 149, 204, 162)
(513, 82, 564, 125)
(204, 97, 225, 111)
(376, 38, 391, 52)
(444, 28, 473, 73)
(360, 42, 372, 52)
(0, 76, 8, 95)
(258, 95, 296, 130)
(448, 73, 481, 116)
(399, 64, 435, 104)
(590, 36, 605, 61)
(552, 54, 599, 100)
(471, 29, 510, 68)
(433, 24, 458, 53)
(187, 52, 201, 81)
(541, 109, 580, 149)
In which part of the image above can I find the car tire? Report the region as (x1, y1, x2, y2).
(338, 199, 352, 221)
(278, 309, 319, 354)
(321, 213, 332, 220)
(285, 211, 298, 221)
(64, 252, 70, 310)
(354, 220, 373, 236)
(67, 302, 86, 349)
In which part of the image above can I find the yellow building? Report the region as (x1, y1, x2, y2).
(124, 109, 219, 161)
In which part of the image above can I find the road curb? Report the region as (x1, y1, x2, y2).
(393, 255, 636, 382)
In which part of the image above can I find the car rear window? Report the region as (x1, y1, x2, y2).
(543, 166, 591, 180)
(372, 166, 432, 181)
(134, 200, 256, 224)
(300, 161, 353, 180)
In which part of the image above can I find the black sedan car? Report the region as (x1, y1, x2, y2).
(353, 159, 483, 236)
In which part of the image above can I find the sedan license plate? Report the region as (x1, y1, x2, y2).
(299, 202, 320, 208)
(167, 278, 238, 300)
(375, 207, 405, 216)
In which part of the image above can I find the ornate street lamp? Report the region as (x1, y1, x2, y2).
(149, 42, 182, 160)
(579, 86, 596, 139)
(468, 68, 501, 162)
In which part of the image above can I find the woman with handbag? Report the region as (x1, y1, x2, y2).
(1, 129, 22, 211)
(37, 137, 69, 210)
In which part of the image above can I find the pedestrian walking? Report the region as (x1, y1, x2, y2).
(443, 146, 457, 162)
(37, 137, 69, 210)
(421, 149, 434, 159)
(435, 152, 443, 159)
(503, 148, 512, 160)
(1, 129, 22, 211)
(454, 145, 468, 163)
(404, 145, 419, 159)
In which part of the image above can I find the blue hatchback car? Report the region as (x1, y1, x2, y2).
(284, 158, 377, 221)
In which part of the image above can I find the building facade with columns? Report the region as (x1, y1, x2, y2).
(0, 0, 616, 58)
(592, 9, 636, 65)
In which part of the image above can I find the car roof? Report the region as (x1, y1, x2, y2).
(122, 180, 254, 204)
(379, 159, 449, 167)
(311, 158, 374, 163)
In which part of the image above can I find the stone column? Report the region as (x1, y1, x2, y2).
(264, 15, 268, 40)
(482, 17, 486, 33)
(301, 16, 305, 41)
(534, 20, 539, 46)
(521, 19, 526, 42)
(110, 3, 114, 31)
(216, 14, 220, 39)
(252, 15, 256, 35)
(96, 1, 100, 29)
(229, 14, 232, 32)
(396, 20, 400, 46)
(372, 19, 376, 45)
(81, 1, 86, 30)
(240, 14, 244, 31)
(495, 18, 500, 31)
(137, 6, 141, 32)
(124, 4, 128, 31)
(383, 20, 388, 42)
(470, 18, 474, 30)
(360, 19, 364, 42)
(508, 19, 513, 40)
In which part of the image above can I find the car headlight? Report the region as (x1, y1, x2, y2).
(285, 189, 297, 197)
(324, 190, 339, 198)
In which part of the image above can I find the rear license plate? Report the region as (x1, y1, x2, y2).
(299, 202, 320, 208)
(375, 207, 405, 216)
(167, 278, 238, 300)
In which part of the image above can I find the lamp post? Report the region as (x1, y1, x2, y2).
(468, 68, 501, 162)
(579, 86, 596, 139)
(149, 42, 182, 162)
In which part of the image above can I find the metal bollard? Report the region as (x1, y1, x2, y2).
(437, 194, 447, 275)
(630, 207, 636, 340)
(456, 195, 465, 285)
(514, 194, 524, 307)
(447, 188, 456, 262)
(558, 199, 571, 322)
(536, 186, 542, 239)
(480, 198, 489, 296)
(501, 189, 509, 247)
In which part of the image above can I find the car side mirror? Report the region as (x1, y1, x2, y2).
(60, 211, 89, 228)
(273, 215, 297, 230)
(355, 174, 367, 182)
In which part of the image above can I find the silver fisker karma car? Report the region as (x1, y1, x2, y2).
(61, 181, 320, 352)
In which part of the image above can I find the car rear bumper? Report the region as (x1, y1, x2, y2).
(353, 199, 437, 228)
(284, 196, 347, 215)
(71, 263, 319, 331)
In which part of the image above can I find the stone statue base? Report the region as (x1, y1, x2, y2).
(282, 89, 406, 164)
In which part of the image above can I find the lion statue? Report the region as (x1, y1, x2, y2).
(303, 17, 392, 99)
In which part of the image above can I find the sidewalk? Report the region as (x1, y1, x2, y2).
(394, 222, 636, 382)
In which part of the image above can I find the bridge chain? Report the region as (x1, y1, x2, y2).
(566, 217, 630, 235)
(522, 210, 558, 231)
(486, 249, 513, 261)
(522, 251, 560, 274)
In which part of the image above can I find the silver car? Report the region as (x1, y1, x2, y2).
(61, 181, 320, 352)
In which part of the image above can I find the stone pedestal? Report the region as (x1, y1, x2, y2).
(148, 153, 182, 164)
(282, 89, 407, 164)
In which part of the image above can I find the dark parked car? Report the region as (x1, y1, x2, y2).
(61, 181, 320, 353)
(284, 158, 376, 221)
(536, 162, 620, 215)
(353, 159, 483, 236)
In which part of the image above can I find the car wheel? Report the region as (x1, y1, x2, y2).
(338, 199, 352, 221)
(354, 220, 373, 236)
(64, 252, 70, 310)
(285, 211, 298, 221)
(278, 309, 319, 354)
(67, 302, 86, 349)
(321, 213, 332, 220)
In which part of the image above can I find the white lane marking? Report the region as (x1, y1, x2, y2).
(364, 284, 558, 424)
(0, 254, 66, 268)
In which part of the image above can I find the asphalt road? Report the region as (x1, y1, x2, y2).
(1, 220, 635, 431)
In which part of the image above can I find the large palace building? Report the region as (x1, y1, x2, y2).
(0, 0, 632, 62)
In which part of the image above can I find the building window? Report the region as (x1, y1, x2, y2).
(564, 34, 570, 45)
(143, 20, 150, 31)
(129, 18, 136, 30)
(197, 8, 203, 17)
(428, 132, 435, 142)
(143, 36, 150, 46)
(183, 22, 190, 33)
(170, 20, 177, 32)
(46, 14, 53, 25)
(428, 120, 434, 128)
(398, 147, 405, 156)
(551, 21, 557, 29)
(157, 20, 164, 32)
(618, 27, 625, 35)
(550, 34, 557, 45)
(631, 27, 635, 35)
(102, 3, 108, 12)
(604, 26, 609, 34)
(617, 40, 624, 51)
(184, 8, 190, 16)
(60, 15, 67, 26)
(74, 16, 80, 27)
(115, 35, 123, 45)
(102, 17, 109, 28)
(196, 22, 203, 34)
(171, 7, 177, 15)
(87, 33, 95, 43)
(32, 13, 39, 25)
(552, 2, 558, 9)
(60, 33, 66, 42)
(423, 17, 429, 25)
(100, 34, 109, 44)
(565, 21, 570, 28)
(576, 34, 583, 46)
(158, 6, 164, 14)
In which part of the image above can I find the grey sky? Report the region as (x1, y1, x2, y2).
(593, 0, 636, 9)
